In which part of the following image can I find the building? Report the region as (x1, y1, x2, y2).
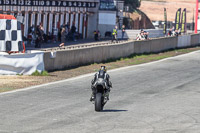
(98, 0, 124, 36)
(0, 0, 124, 39)
(0, 0, 99, 39)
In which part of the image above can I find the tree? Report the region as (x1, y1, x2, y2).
(123, 0, 141, 11)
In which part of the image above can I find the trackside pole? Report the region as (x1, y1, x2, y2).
(195, 0, 198, 33)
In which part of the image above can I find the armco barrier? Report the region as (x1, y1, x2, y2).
(44, 34, 200, 71)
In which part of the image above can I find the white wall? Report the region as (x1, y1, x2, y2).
(99, 13, 116, 25)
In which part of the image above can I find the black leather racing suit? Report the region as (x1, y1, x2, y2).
(91, 70, 112, 98)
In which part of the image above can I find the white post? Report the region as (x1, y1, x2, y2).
(83, 14, 86, 38)
(24, 12, 29, 37)
(66, 13, 69, 24)
(31, 13, 35, 26)
(56, 13, 59, 28)
(49, 13, 53, 33)
(70, 13, 74, 27)
(75, 13, 79, 30)
(43, 13, 47, 34)
(38, 13, 41, 25)
(60, 14, 64, 26)
(79, 13, 83, 34)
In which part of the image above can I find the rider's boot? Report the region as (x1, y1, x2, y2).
(90, 93, 95, 102)
(105, 89, 110, 100)
(105, 93, 109, 100)
(90, 86, 95, 102)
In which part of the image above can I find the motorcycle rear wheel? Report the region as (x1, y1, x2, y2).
(95, 93, 103, 111)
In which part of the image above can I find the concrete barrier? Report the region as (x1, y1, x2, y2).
(191, 34, 200, 46)
(134, 40, 151, 54)
(177, 35, 191, 48)
(44, 41, 135, 71)
(162, 36, 178, 50)
(150, 37, 177, 53)
(44, 34, 200, 71)
(134, 37, 177, 54)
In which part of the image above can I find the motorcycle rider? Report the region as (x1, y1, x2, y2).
(90, 66, 112, 101)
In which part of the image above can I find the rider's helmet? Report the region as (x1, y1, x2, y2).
(100, 66, 107, 72)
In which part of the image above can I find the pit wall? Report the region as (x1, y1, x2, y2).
(44, 34, 200, 71)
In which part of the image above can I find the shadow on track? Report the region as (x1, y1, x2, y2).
(101, 109, 128, 112)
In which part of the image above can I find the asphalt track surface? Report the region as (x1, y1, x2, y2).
(1, 51, 200, 133)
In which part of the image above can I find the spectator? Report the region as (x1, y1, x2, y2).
(136, 29, 146, 40)
(65, 22, 70, 39)
(173, 30, 179, 36)
(39, 22, 44, 31)
(59, 27, 66, 47)
(29, 25, 36, 46)
(39, 23, 45, 42)
(178, 28, 181, 35)
(71, 22, 77, 41)
(112, 25, 118, 42)
(35, 25, 43, 48)
(65, 22, 70, 33)
(121, 25, 125, 40)
(136, 32, 145, 40)
(94, 30, 100, 41)
(47, 32, 51, 43)
(143, 31, 149, 40)
(168, 28, 173, 36)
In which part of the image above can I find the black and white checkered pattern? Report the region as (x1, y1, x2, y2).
(0, 19, 23, 52)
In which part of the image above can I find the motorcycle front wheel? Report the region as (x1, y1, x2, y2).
(95, 93, 103, 111)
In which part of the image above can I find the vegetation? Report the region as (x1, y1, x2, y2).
(31, 70, 49, 76)
(123, 0, 141, 12)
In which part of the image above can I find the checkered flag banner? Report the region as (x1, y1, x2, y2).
(0, 19, 23, 52)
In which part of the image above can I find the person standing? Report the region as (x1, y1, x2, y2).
(112, 25, 118, 42)
(121, 25, 125, 40)
(94, 30, 100, 41)
(59, 27, 66, 47)
(71, 22, 77, 41)
(168, 28, 173, 36)
(65, 22, 70, 40)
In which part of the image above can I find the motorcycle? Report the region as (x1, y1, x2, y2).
(92, 78, 109, 111)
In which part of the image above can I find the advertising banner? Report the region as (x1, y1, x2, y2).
(181, 8, 187, 33)
(175, 8, 181, 30)
(163, 8, 167, 34)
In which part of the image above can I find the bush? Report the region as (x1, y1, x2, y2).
(31, 70, 49, 76)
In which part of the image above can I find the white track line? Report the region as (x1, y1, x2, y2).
(1, 50, 200, 95)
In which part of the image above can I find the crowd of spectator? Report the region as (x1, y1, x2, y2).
(168, 26, 181, 37)
(136, 29, 149, 41)
(27, 23, 184, 48)
(27, 21, 81, 48)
